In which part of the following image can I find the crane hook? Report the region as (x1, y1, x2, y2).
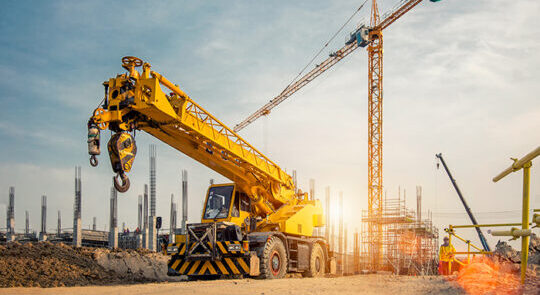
(90, 155, 98, 167)
(113, 173, 130, 193)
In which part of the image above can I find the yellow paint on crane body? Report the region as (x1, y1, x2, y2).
(89, 57, 323, 236)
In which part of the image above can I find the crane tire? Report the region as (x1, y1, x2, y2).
(302, 243, 325, 277)
(259, 236, 287, 279)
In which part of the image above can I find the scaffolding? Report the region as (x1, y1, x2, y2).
(360, 190, 439, 275)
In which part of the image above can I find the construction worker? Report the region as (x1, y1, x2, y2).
(438, 236, 455, 275)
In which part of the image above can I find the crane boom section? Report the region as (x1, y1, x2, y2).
(375, 0, 424, 31)
(234, 0, 429, 132)
(234, 42, 358, 132)
(91, 59, 295, 213)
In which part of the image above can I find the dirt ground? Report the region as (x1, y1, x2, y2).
(2, 274, 465, 295)
(1, 241, 538, 294)
(0, 242, 180, 287)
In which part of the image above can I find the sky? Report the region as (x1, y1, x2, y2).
(0, 0, 539, 251)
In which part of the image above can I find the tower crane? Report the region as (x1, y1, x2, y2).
(233, 0, 442, 270)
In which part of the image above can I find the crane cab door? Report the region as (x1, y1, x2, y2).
(201, 184, 251, 227)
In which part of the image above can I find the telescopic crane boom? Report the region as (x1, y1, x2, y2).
(436, 153, 491, 252)
(87, 57, 328, 279)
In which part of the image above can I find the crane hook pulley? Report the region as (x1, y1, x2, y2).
(107, 132, 137, 193)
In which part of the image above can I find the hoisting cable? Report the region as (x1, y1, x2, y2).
(280, 0, 369, 93)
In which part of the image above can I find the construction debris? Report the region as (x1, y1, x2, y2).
(0, 242, 179, 288)
(494, 233, 540, 266)
(452, 234, 540, 295)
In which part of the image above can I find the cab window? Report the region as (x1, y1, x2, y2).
(203, 186, 234, 219)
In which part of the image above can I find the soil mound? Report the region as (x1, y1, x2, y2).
(0, 242, 176, 287)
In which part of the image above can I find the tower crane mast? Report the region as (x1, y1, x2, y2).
(234, 0, 442, 270)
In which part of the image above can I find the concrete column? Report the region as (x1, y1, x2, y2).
(148, 144, 157, 251)
(354, 229, 359, 273)
(325, 187, 330, 245)
(73, 166, 82, 247)
(344, 224, 348, 275)
(143, 184, 149, 249)
(416, 185, 422, 264)
(149, 144, 157, 217)
(25, 210, 29, 235)
(6, 187, 15, 242)
(416, 186, 422, 223)
(338, 191, 343, 274)
(57, 210, 61, 235)
(39, 195, 47, 241)
(137, 195, 142, 230)
(170, 194, 176, 243)
(330, 196, 335, 252)
(182, 170, 188, 234)
(148, 216, 157, 251)
(109, 187, 118, 248)
(309, 179, 316, 235)
(309, 179, 315, 201)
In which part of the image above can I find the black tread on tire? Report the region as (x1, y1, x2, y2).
(259, 236, 287, 279)
(303, 243, 325, 277)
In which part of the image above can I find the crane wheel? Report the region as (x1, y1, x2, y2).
(259, 236, 287, 279)
(302, 243, 325, 278)
(122, 56, 143, 68)
(113, 173, 130, 193)
(93, 108, 109, 130)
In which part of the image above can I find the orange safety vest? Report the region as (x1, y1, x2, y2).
(439, 244, 455, 262)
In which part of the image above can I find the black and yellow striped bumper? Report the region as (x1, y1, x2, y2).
(168, 256, 251, 276)
(166, 241, 246, 256)
(167, 241, 258, 276)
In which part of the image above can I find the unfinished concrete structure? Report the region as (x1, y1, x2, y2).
(181, 170, 188, 234)
(73, 166, 82, 247)
(25, 210, 29, 235)
(148, 144, 157, 251)
(57, 210, 61, 235)
(39, 195, 47, 241)
(143, 184, 149, 249)
(338, 191, 344, 274)
(109, 186, 118, 248)
(138, 195, 143, 230)
(6, 187, 15, 242)
(170, 193, 177, 243)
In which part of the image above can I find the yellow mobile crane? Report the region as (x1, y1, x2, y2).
(87, 57, 327, 279)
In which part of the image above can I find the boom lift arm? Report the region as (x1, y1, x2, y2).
(436, 153, 491, 252)
(87, 57, 322, 235)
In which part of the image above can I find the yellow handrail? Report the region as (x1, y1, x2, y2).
(492, 146, 539, 284)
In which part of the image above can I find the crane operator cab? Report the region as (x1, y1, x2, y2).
(166, 183, 261, 279)
(202, 184, 251, 224)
